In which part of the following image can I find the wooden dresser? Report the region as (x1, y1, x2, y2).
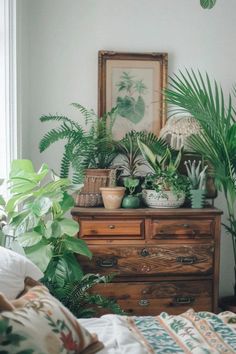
(71, 207, 222, 316)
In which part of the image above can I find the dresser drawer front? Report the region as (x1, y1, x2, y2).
(92, 280, 212, 316)
(79, 219, 144, 239)
(80, 244, 214, 276)
(151, 218, 214, 239)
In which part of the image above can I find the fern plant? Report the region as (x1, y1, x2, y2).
(39, 104, 118, 183)
(43, 273, 125, 318)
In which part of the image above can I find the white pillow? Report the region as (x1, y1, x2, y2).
(0, 246, 43, 300)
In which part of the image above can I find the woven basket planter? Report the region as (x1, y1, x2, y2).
(76, 169, 116, 207)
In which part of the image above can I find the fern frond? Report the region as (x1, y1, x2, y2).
(40, 114, 80, 128)
(39, 126, 72, 152)
(71, 103, 97, 125)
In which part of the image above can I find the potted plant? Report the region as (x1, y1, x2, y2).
(164, 69, 236, 307)
(138, 141, 189, 208)
(184, 160, 208, 208)
(39, 103, 118, 207)
(2, 159, 124, 317)
(121, 177, 140, 209)
(100, 186, 125, 209)
(114, 130, 167, 179)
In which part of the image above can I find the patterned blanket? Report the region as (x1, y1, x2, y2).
(127, 309, 236, 353)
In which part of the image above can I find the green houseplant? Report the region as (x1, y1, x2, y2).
(114, 130, 167, 178)
(39, 103, 118, 206)
(121, 177, 140, 209)
(2, 159, 123, 317)
(138, 141, 189, 208)
(165, 69, 236, 297)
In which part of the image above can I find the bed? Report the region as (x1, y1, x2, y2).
(1, 246, 236, 353)
(80, 310, 236, 353)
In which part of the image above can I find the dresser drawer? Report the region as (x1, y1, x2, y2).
(92, 280, 212, 316)
(79, 243, 214, 276)
(151, 218, 214, 239)
(79, 219, 144, 239)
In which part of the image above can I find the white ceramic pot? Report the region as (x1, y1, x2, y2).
(142, 189, 185, 208)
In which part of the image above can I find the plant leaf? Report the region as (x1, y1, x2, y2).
(63, 236, 92, 258)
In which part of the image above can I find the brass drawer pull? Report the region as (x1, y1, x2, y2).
(140, 248, 150, 257)
(176, 256, 197, 265)
(174, 296, 195, 305)
(139, 299, 150, 307)
(108, 224, 115, 229)
(96, 257, 117, 268)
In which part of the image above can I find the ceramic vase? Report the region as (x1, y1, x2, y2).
(142, 189, 185, 208)
(121, 195, 140, 209)
(190, 189, 206, 208)
(100, 187, 125, 209)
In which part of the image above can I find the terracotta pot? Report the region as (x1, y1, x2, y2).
(100, 187, 125, 209)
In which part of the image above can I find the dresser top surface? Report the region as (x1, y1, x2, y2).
(71, 207, 222, 217)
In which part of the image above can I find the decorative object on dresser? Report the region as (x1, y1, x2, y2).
(185, 160, 208, 208)
(72, 207, 222, 316)
(100, 187, 125, 210)
(121, 177, 140, 209)
(138, 141, 189, 208)
(39, 103, 118, 207)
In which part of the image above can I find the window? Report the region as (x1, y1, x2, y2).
(0, 0, 18, 186)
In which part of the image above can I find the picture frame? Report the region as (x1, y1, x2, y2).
(98, 51, 168, 140)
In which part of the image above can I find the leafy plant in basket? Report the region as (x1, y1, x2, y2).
(39, 103, 118, 183)
(164, 69, 236, 296)
(121, 177, 140, 209)
(138, 141, 189, 208)
(2, 159, 123, 317)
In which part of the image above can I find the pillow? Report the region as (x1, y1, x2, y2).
(0, 246, 43, 300)
(0, 285, 104, 354)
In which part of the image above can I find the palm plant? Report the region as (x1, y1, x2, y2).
(165, 69, 236, 294)
(39, 104, 118, 183)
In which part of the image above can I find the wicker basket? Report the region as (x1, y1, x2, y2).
(76, 169, 116, 207)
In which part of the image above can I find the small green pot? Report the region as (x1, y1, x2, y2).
(190, 189, 206, 208)
(122, 195, 140, 209)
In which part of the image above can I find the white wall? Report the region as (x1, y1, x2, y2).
(17, 0, 236, 296)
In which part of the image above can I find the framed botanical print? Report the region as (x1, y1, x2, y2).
(98, 51, 168, 140)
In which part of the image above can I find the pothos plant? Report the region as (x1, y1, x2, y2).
(2, 160, 124, 316)
(3, 159, 90, 284)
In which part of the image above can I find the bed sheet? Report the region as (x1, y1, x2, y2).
(79, 310, 236, 354)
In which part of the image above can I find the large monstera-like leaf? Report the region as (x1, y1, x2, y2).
(117, 95, 145, 124)
(200, 0, 217, 9)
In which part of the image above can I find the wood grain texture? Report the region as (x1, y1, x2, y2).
(78, 243, 214, 276)
(92, 280, 212, 316)
(72, 207, 222, 315)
